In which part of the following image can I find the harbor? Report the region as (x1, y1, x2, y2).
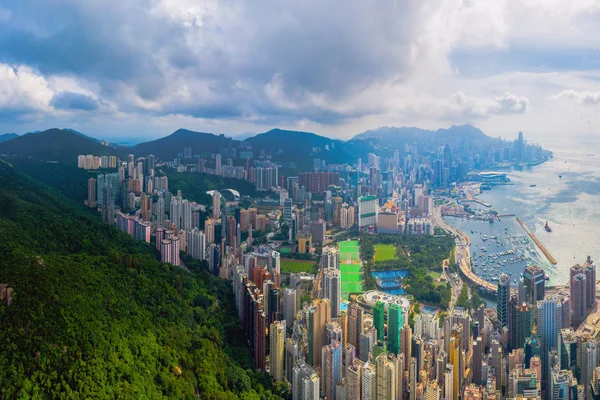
(516, 217, 558, 265)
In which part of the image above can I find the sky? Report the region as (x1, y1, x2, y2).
(1, 0, 599, 143)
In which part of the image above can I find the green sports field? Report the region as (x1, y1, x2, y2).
(280, 259, 315, 274)
(338, 240, 363, 297)
(339, 240, 360, 263)
(373, 244, 397, 262)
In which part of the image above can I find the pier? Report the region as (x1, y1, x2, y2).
(463, 199, 492, 207)
(516, 218, 557, 265)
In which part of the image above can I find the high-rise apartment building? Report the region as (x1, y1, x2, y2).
(269, 321, 285, 383)
(323, 268, 341, 318)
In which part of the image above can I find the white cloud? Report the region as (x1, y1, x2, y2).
(552, 90, 600, 105)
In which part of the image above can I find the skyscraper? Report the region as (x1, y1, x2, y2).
(348, 302, 364, 351)
(87, 178, 96, 208)
(323, 268, 342, 318)
(585, 258, 596, 310)
(293, 360, 319, 400)
(497, 273, 511, 328)
(284, 288, 297, 328)
(187, 227, 205, 260)
(215, 153, 222, 176)
(361, 362, 377, 400)
(571, 270, 587, 327)
(346, 358, 364, 400)
(321, 340, 342, 400)
(373, 301, 385, 342)
(211, 191, 221, 220)
(388, 303, 403, 355)
(537, 297, 563, 389)
(269, 321, 285, 383)
(308, 298, 331, 368)
(377, 353, 397, 400)
(523, 265, 545, 304)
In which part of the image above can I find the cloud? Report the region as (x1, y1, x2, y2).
(50, 91, 101, 111)
(0, 0, 598, 137)
(452, 91, 529, 119)
(552, 90, 600, 105)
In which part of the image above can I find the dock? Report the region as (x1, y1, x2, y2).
(516, 218, 557, 265)
(463, 199, 492, 207)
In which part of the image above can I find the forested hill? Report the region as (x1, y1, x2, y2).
(0, 160, 284, 399)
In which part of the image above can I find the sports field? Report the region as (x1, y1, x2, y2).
(373, 244, 397, 262)
(280, 259, 314, 274)
(338, 240, 363, 297)
(339, 240, 360, 263)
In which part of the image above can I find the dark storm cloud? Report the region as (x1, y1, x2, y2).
(0, 0, 423, 124)
(50, 91, 100, 111)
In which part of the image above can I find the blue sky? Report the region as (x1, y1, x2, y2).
(0, 0, 599, 142)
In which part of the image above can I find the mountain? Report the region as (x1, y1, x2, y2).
(0, 133, 18, 143)
(130, 128, 229, 160)
(0, 128, 118, 163)
(351, 124, 501, 149)
(0, 159, 284, 398)
(244, 128, 369, 168)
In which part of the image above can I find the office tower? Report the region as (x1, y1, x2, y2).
(348, 302, 364, 351)
(358, 195, 377, 228)
(523, 265, 545, 304)
(323, 268, 342, 318)
(293, 360, 319, 400)
(448, 335, 460, 400)
(227, 215, 237, 247)
(347, 358, 364, 400)
(362, 362, 377, 400)
(472, 337, 483, 385)
(322, 341, 342, 400)
(254, 302, 267, 371)
(359, 327, 376, 362)
(269, 321, 285, 383)
(283, 288, 297, 328)
(388, 304, 403, 355)
(510, 302, 534, 351)
(373, 301, 385, 342)
(537, 297, 563, 389)
(308, 298, 331, 368)
(376, 353, 397, 400)
(211, 191, 221, 220)
(570, 268, 587, 327)
(186, 227, 205, 260)
(87, 178, 96, 208)
(585, 258, 596, 310)
(516, 131, 524, 162)
(497, 273, 511, 328)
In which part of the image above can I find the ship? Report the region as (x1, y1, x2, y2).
(544, 221, 552, 232)
(530, 184, 537, 187)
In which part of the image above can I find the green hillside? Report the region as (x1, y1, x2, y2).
(0, 160, 284, 399)
(0, 128, 119, 164)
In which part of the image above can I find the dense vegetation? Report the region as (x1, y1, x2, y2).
(360, 234, 454, 309)
(0, 160, 283, 399)
(161, 169, 264, 205)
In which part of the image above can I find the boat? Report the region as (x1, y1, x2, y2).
(544, 221, 552, 232)
(559, 175, 563, 178)
(530, 184, 537, 187)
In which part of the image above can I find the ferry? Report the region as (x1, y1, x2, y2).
(544, 221, 552, 233)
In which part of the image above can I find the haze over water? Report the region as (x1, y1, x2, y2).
(448, 136, 600, 287)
